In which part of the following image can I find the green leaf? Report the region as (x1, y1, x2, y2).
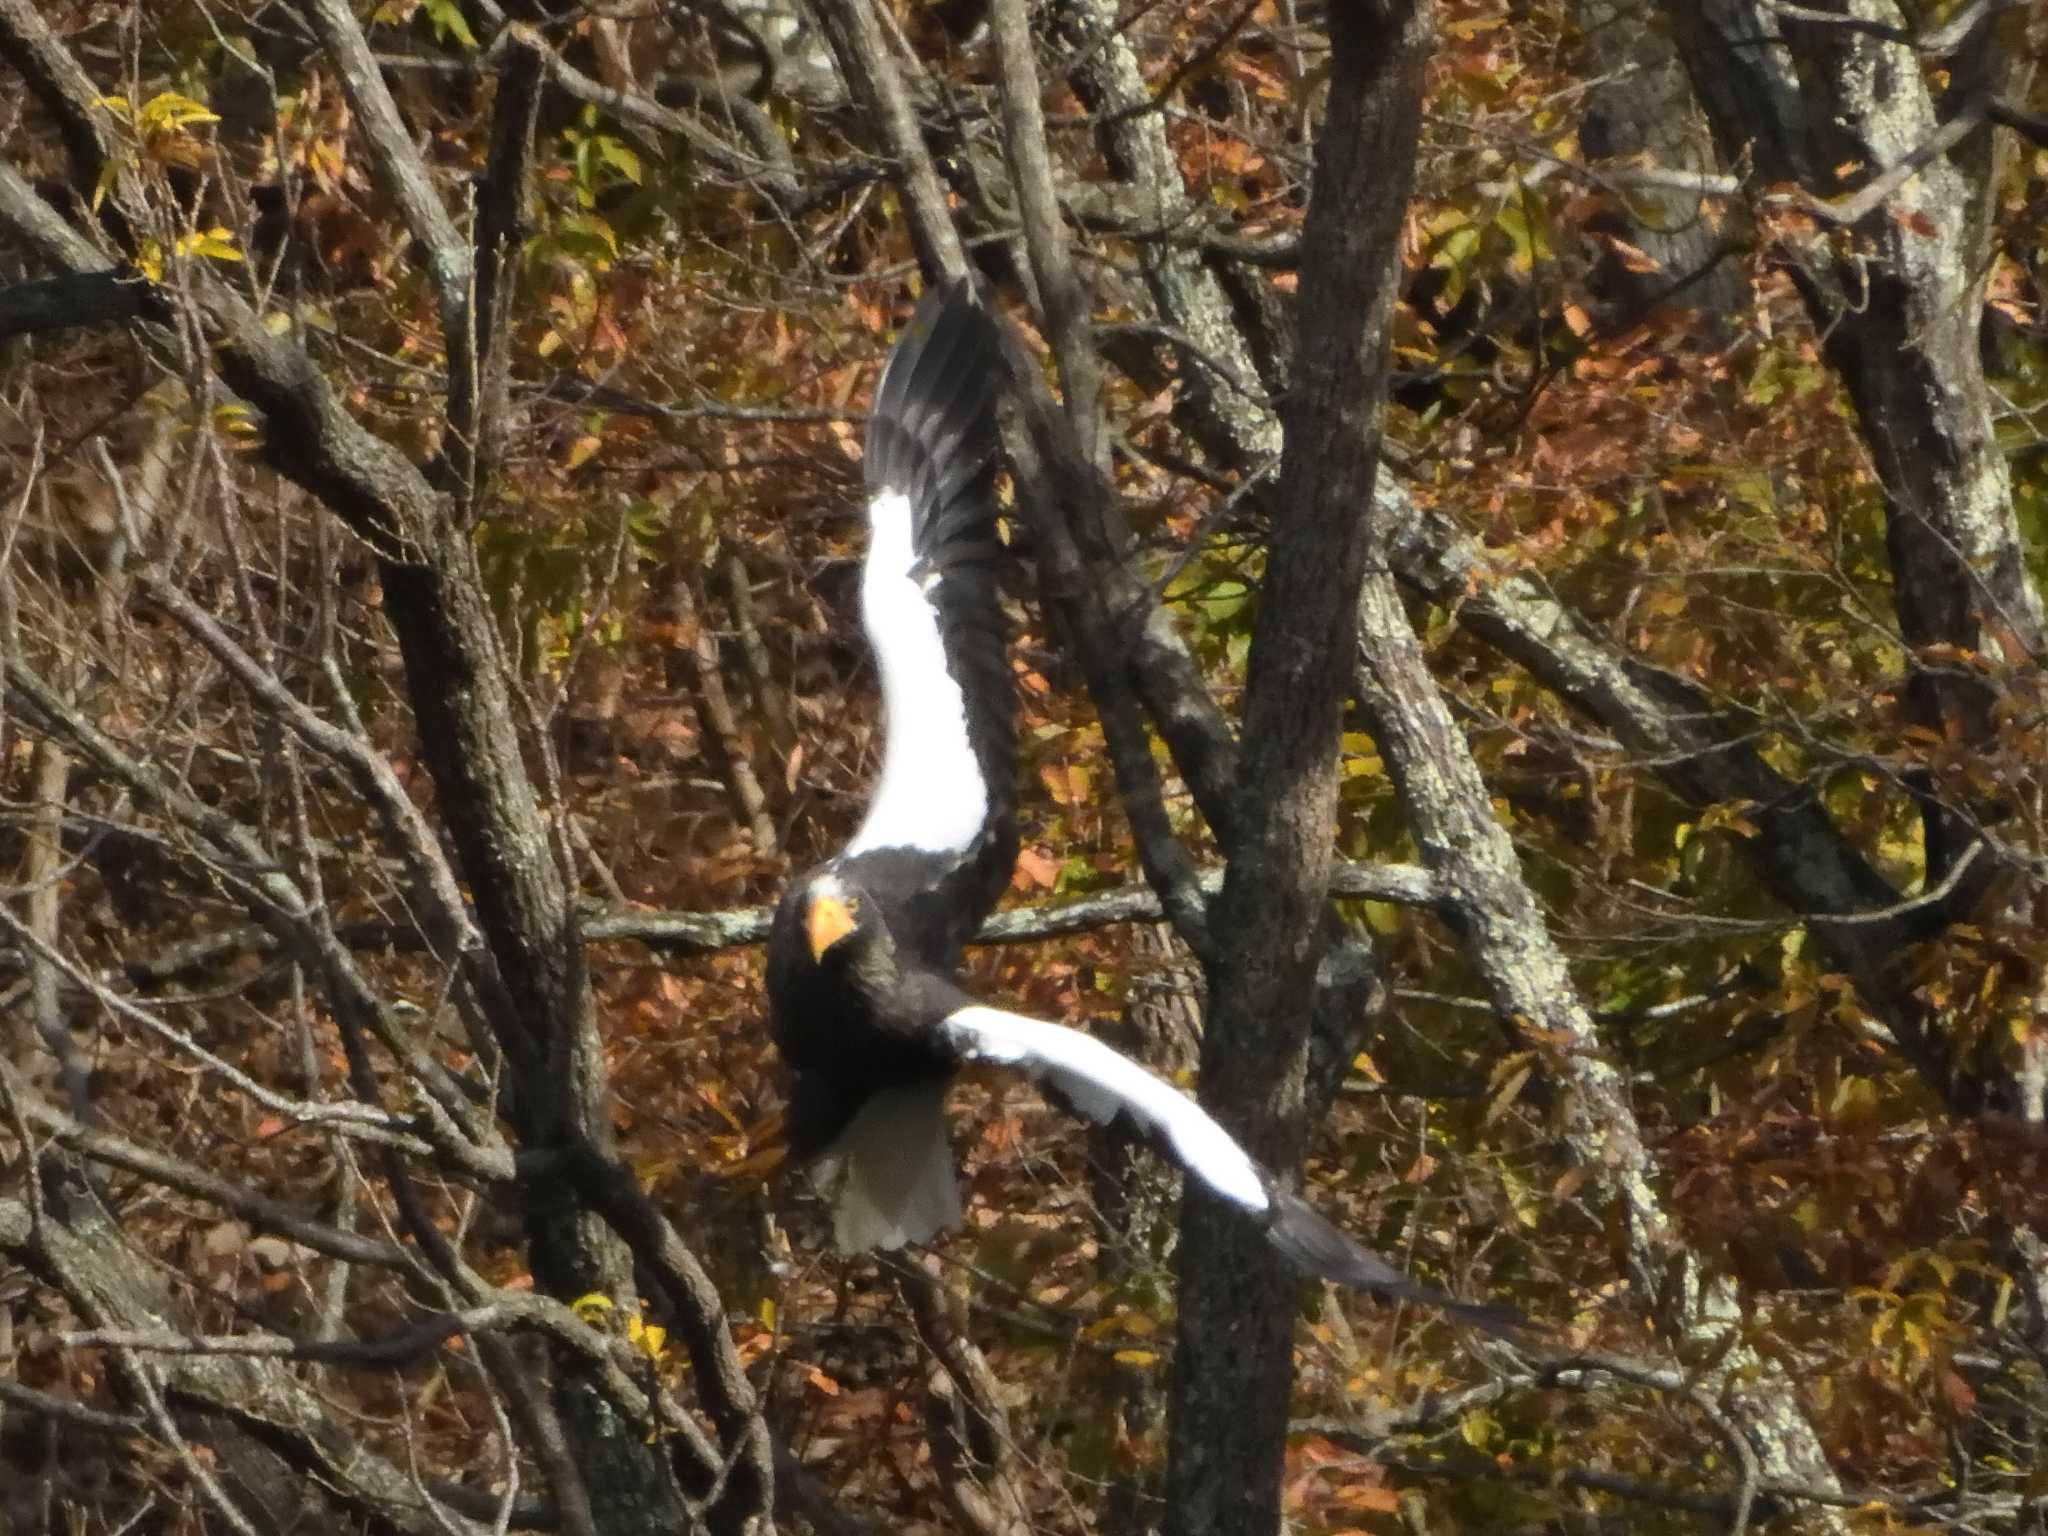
(597, 138, 644, 185)
(557, 212, 618, 262)
(421, 0, 478, 49)
(1460, 1409, 1499, 1451)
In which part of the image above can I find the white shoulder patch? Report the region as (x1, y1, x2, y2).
(940, 1004, 1270, 1212)
(847, 489, 990, 857)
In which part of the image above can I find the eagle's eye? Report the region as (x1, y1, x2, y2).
(805, 891, 860, 961)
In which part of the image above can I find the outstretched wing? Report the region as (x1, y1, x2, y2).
(938, 1003, 1524, 1336)
(844, 282, 1015, 949)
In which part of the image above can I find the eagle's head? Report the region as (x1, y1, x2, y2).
(793, 870, 898, 983)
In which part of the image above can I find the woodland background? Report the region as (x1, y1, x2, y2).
(1, 0, 2046, 1533)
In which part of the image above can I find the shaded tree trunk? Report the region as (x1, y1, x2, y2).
(1164, 8, 1432, 1534)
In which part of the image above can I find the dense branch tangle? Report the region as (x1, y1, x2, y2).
(0, 1, 2045, 1534)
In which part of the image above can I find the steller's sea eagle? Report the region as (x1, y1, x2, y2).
(765, 280, 1517, 1334)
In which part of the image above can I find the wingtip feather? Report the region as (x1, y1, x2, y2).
(1265, 1192, 1527, 1339)
(865, 281, 1003, 514)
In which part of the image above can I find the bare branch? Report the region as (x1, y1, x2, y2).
(469, 27, 546, 504)
(0, 909, 441, 1154)
(0, 271, 158, 340)
(1764, 0, 2017, 54)
(670, 573, 780, 855)
(0, 1197, 498, 1536)
(991, 0, 1106, 470)
(1989, 94, 2048, 146)
(5, 1068, 416, 1268)
(1782, 100, 1988, 228)
(2, 657, 508, 1171)
(0, 158, 116, 271)
(547, 1143, 773, 1498)
(1377, 481, 1980, 1106)
(128, 566, 505, 1021)
(806, 0, 971, 278)
(896, 1257, 1033, 1536)
(0, 1378, 146, 1436)
(0, 0, 117, 200)
(294, 0, 470, 324)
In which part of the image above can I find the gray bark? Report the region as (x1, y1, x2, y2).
(1666, 0, 2042, 890)
(1050, 0, 1283, 470)
(1350, 571, 1852, 1509)
(1573, 0, 1747, 323)
(1378, 484, 1987, 1109)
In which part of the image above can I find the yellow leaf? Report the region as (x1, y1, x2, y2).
(176, 227, 243, 264)
(92, 157, 124, 213)
(1112, 1349, 1158, 1367)
(626, 1316, 668, 1362)
(597, 138, 643, 184)
(563, 433, 602, 470)
(138, 91, 220, 133)
(571, 1293, 614, 1324)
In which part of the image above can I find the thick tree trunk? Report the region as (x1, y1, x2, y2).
(1572, 0, 1746, 323)
(1048, 0, 1387, 1128)
(1051, 0, 1282, 471)
(1163, 8, 1431, 1534)
(1350, 572, 1854, 1513)
(1665, 0, 2042, 900)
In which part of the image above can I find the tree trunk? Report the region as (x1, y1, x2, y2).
(1163, 8, 1431, 1533)
(1573, 0, 1747, 324)
(1665, 0, 2042, 905)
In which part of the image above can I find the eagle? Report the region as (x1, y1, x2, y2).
(765, 280, 1516, 1334)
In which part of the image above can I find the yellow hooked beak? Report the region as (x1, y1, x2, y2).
(806, 894, 858, 961)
